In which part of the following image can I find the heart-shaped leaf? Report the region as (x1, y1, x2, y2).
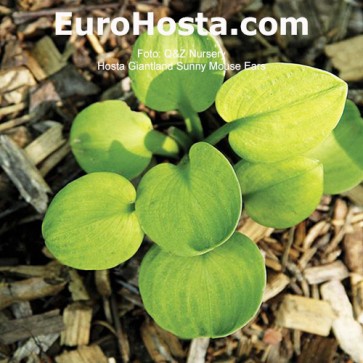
(306, 100, 363, 194)
(139, 232, 266, 339)
(216, 63, 347, 162)
(70, 100, 179, 180)
(42, 172, 144, 270)
(129, 25, 225, 113)
(235, 157, 323, 228)
(136, 142, 241, 256)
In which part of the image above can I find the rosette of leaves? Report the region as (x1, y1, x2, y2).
(129, 24, 225, 139)
(139, 232, 266, 339)
(70, 100, 179, 180)
(306, 100, 363, 194)
(42, 26, 356, 341)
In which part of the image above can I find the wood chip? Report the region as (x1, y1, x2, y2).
(298, 247, 318, 270)
(10, 301, 32, 319)
(343, 223, 363, 274)
(25, 123, 66, 165)
(325, 35, 363, 81)
(87, 33, 105, 55)
(303, 221, 329, 249)
(0, 135, 50, 213)
(19, 17, 53, 37)
(0, 113, 33, 133)
(31, 36, 67, 79)
(187, 338, 210, 363)
(95, 270, 112, 297)
(265, 257, 282, 272)
(236, 335, 253, 357)
(0, 102, 26, 118)
(297, 336, 337, 363)
(332, 199, 348, 230)
(5, 125, 31, 148)
(141, 321, 179, 363)
(28, 77, 61, 114)
(153, 323, 185, 359)
(0, 5, 11, 14)
(0, 261, 62, 278)
(276, 295, 334, 336)
(3, 85, 30, 105)
(1, 40, 24, 68)
(238, 217, 274, 242)
(304, 261, 349, 285)
(0, 66, 36, 102)
(39, 143, 71, 177)
(68, 269, 90, 301)
(29, 64, 99, 113)
(55, 345, 108, 363)
(0, 310, 64, 344)
(263, 273, 290, 302)
(0, 276, 66, 310)
(61, 303, 93, 347)
(351, 273, 363, 324)
(12, 333, 59, 362)
(264, 328, 294, 363)
(294, 221, 306, 247)
(321, 280, 363, 362)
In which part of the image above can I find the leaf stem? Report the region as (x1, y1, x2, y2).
(179, 106, 204, 140)
(167, 126, 193, 152)
(203, 122, 236, 145)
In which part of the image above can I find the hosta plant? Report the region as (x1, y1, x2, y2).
(42, 25, 361, 339)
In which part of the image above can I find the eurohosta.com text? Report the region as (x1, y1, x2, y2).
(56, 12, 308, 37)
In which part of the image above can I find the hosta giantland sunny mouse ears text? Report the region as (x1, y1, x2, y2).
(41, 24, 361, 339)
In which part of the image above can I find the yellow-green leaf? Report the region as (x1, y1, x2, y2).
(70, 100, 179, 180)
(135, 142, 241, 256)
(129, 25, 225, 113)
(307, 100, 363, 194)
(216, 63, 348, 162)
(139, 232, 266, 339)
(42, 173, 144, 270)
(235, 157, 323, 228)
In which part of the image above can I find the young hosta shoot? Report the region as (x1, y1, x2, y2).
(139, 232, 266, 339)
(70, 100, 179, 180)
(129, 25, 225, 139)
(136, 142, 241, 256)
(213, 63, 347, 162)
(41, 28, 355, 341)
(235, 157, 323, 228)
(42, 173, 144, 270)
(306, 100, 363, 194)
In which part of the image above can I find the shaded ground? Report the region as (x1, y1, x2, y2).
(1, 0, 363, 362)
